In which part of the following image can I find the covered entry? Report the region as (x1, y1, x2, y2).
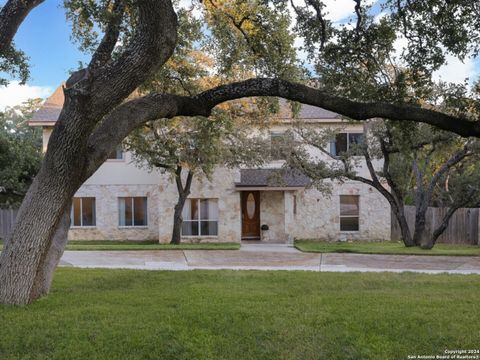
(236, 169, 310, 242)
(241, 191, 261, 239)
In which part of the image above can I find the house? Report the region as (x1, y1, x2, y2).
(29, 86, 391, 243)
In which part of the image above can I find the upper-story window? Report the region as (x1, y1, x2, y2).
(330, 132, 363, 157)
(270, 131, 293, 160)
(71, 197, 96, 227)
(107, 145, 124, 160)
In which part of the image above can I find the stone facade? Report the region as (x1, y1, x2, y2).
(158, 168, 241, 243)
(68, 169, 391, 243)
(69, 184, 160, 241)
(283, 181, 391, 241)
(260, 191, 287, 243)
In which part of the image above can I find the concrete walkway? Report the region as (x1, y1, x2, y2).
(59, 243, 480, 274)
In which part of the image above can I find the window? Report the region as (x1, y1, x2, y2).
(270, 132, 292, 160)
(107, 145, 124, 160)
(119, 197, 148, 226)
(340, 195, 359, 231)
(330, 132, 363, 156)
(71, 197, 96, 227)
(182, 199, 218, 236)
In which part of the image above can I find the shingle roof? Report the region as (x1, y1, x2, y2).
(29, 84, 64, 125)
(236, 169, 311, 188)
(277, 99, 339, 120)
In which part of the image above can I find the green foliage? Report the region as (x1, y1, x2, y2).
(125, 113, 268, 180)
(0, 45, 30, 86)
(1, 269, 480, 359)
(0, 99, 43, 207)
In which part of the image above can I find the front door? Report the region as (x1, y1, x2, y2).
(241, 191, 260, 239)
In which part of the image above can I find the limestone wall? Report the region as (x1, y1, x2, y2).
(69, 174, 391, 242)
(260, 191, 286, 243)
(288, 181, 391, 241)
(157, 168, 242, 243)
(68, 184, 160, 241)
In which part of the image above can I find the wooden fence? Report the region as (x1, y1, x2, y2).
(0, 208, 19, 241)
(391, 205, 479, 245)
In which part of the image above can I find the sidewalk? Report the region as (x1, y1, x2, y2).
(59, 243, 480, 274)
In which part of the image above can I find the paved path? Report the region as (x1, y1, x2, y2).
(59, 244, 480, 274)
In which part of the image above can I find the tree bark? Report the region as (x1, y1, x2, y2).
(0, 0, 178, 305)
(29, 207, 71, 299)
(170, 168, 193, 245)
(412, 148, 471, 247)
(0, 0, 44, 56)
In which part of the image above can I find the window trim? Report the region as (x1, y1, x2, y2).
(71, 197, 96, 228)
(339, 195, 360, 232)
(182, 198, 219, 237)
(118, 196, 148, 228)
(330, 131, 364, 157)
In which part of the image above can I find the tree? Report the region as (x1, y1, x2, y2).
(1, 0, 480, 304)
(0, 100, 42, 207)
(125, 115, 267, 244)
(288, 120, 480, 248)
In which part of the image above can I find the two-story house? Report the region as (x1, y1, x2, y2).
(29, 85, 391, 243)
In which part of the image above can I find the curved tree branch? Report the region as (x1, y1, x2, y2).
(86, 77, 480, 177)
(0, 0, 44, 55)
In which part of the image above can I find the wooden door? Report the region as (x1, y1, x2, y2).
(241, 191, 260, 239)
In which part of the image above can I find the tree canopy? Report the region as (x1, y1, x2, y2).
(0, 100, 42, 207)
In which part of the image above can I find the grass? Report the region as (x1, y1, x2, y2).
(1, 269, 480, 359)
(0, 240, 240, 251)
(295, 239, 480, 256)
(65, 240, 240, 251)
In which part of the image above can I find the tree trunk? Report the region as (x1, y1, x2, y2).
(421, 206, 461, 249)
(412, 203, 429, 246)
(29, 207, 71, 299)
(0, 170, 81, 305)
(0, 97, 95, 305)
(170, 169, 193, 245)
(171, 200, 186, 245)
(392, 204, 414, 247)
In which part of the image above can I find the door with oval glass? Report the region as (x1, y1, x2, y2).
(241, 191, 260, 239)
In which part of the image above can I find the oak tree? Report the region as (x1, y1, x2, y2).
(1, 0, 479, 304)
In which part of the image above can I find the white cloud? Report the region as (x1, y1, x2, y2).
(0, 81, 52, 110)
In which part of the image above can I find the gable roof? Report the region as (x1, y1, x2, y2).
(236, 168, 311, 188)
(29, 84, 64, 126)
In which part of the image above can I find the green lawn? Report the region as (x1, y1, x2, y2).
(295, 239, 480, 256)
(0, 240, 240, 251)
(1, 269, 479, 359)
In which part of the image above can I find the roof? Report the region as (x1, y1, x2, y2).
(277, 99, 340, 120)
(28, 84, 340, 127)
(236, 169, 311, 188)
(29, 84, 64, 126)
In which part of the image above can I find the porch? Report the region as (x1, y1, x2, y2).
(235, 168, 311, 243)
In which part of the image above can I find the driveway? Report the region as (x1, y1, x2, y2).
(59, 243, 480, 274)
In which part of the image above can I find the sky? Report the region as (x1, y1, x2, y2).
(0, 0, 479, 110)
